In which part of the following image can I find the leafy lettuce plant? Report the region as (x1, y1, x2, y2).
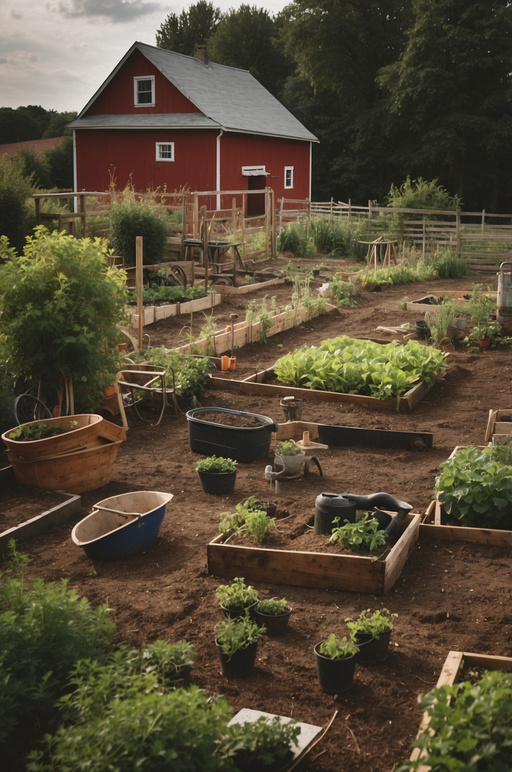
(329, 513, 388, 553)
(435, 445, 512, 529)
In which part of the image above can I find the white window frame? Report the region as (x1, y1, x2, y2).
(156, 142, 175, 162)
(284, 166, 294, 189)
(134, 76, 155, 107)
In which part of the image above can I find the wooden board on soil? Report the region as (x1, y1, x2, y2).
(207, 512, 421, 595)
(420, 500, 512, 546)
(0, 481, 81, 552)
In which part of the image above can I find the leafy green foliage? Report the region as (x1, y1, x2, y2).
(0, 543, 114, 750)
(196, 455, 237, 473)
(255, 597, 289, 615)
(317, 634, 359, 660)
(215, 577, 258, 611)
(399, 669, 512, 771)
(224, 715, 300, 771)
(329, 513, 388, 553)
(8, 420, 77, 440)
(277, 223, 315, 257)
(275, 440, 302, 456)
(275, 336, 446, 400)
(108, 200, 169, 267)
(386, 177, 461, 212)
(422, 249, 471, 279)
(0, 154, 35, 254)
(0, 228, 128, 411)
(129, 284, 206, 306)
(134, 346, 214, 398)
(219, 503, 276, 544)
(435, 445, 512, 528)
(156, 0, 221, 55)
(345, 608, 397, 640)
(327, 276, 360, 307)
(215, 612, 265, 657)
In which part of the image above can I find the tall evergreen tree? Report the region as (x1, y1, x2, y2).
(155, 1, 221, 55)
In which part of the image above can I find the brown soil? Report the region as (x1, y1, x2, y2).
(3, 258, 512, 771)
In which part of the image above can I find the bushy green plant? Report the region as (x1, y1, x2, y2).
(138, 639, 195, 684)
(345, 608, 397, 640)
(422, 249, 471, 279)
(275, 440, 302, 456)
(215, 577, 258, 611)
(435, 445, 512, 529)
(129, 284, 206, 306)
(329, 513, 388, 553)
(8, 420, 78, 440)
(255, 597, 289, 615)
(317, 634, 359, 660)
(223, 715, 300, 771)
(219, 504, 275, 544)
(215, 612, 265, 658)
(0, 154, 35, 254)
(386, 176, 461, 212)
(0, 227, 128, 412)
(0, 344, 16, 434)
(195, 455, 237, 474)
(310, 217, 369, 260)
(327, 275, 360, 307)
(0, 543, 114, 750)
(108, 200, 169, 267)
(134, 346, 214, 398)
(399, 670, 512, 771)
(276, 223, 315, 257)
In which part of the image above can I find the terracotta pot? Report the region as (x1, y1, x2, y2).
(479, 337, 491, 349)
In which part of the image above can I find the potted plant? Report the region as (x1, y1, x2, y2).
(215, 611, 265, 678)
(465, 319, 502, 349)
(274, 440, 305, 476)
(139, 639, 195, 686)
(254, 597, 293, 636)
(314, 634, 359, 693)
(195, 455, 237, 495)
(345, 608, 397, 664)
(223, 714, 301, 771)
(216, 576, 259, 618)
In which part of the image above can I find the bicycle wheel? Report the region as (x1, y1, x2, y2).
(14, 394, 52, 425)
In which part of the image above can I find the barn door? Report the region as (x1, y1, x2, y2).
(247, 175, 266, 216)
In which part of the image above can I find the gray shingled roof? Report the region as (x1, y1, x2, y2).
(70, 42, 317, 143)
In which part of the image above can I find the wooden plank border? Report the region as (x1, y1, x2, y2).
(420, 500, 512, 546)
(0, 486, 81, 553)
(207, 513, 420, 595)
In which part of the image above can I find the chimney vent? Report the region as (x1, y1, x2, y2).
(196, 46, 208, 66)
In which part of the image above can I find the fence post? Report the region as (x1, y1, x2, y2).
(481, 209, 486, 234)
(456, 208, 461, 259)
(348, 198, 352, 223)
(306, 198, 311, 238)
(270, 187, 276, 257)
(201, 206, 209, 290)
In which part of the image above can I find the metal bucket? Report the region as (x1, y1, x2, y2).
(497, 262, 512, 326)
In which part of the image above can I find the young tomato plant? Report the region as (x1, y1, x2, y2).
(329, 513, 388, 553)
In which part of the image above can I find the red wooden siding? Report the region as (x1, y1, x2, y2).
(75, 130, 217, 192)
(86, 50, 199, 116)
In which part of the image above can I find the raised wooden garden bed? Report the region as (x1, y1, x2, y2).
(406, 289, 496, 317)
(207, 513, 421, 595)
(130, 292, 222, 327)
(211, 365, 438, 413)
(176, 303, 335, 358)
(275, 420, 433, 451)
(409, 650, 512, 770)
(212, 276, 285, 295)
(421, 500, 512, 546)
(485, 407, 512, 444)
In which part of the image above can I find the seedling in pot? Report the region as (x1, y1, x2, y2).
(195, 455, 237, 473)
(215, 612, 265, 658)
(215, 576, 259, 612)
(255, 597, 289, 616)
(317, 634, 359, 660)
(345, 608, 397, 639)
(275, 440, 302, 456)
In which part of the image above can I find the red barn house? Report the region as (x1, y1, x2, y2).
(70, 42, 317, 213)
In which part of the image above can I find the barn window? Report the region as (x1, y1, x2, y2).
(284, 166, 294, 189)
(156, 142, 175, 162)
(134, 76, 155, 106)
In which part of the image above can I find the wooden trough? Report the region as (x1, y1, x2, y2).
(207, 513, 421, 595)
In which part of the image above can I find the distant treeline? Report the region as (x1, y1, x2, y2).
(0, 106, 77, 144)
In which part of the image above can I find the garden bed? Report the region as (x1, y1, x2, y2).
(207, 512, 421, 594)
(129, 292, 222, 327)
(421, 500, 512, 545)
(211, 365, 438, 413)
(409, 650, 512, 770)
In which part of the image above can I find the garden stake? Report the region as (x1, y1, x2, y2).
(229, 313, 238, 356)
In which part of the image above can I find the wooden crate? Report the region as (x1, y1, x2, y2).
(207, 513, 421, 595)
(420, 500, 512, 546)
(484, 407, 512, 443)
(228, 366, 437, 413)
(409, 650, 512, 770)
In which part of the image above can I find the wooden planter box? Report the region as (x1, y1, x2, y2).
(215, 366, 437, 413)
(213, 277, 285, 295)
(485, 407, 512, 444)
(129, 292, 222, 327)
(0, 485, 81, 552)
(421, 500, 512, 546)
(409, 650, 512, 770)
(207, 513, 421, 595)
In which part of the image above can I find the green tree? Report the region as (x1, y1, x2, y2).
(379, 0, 512, 210)
(43, 111, 77, 138)
(208, 5, 294, 96)
(0, 106, 40, 143)
(45, 136, 74, 189)
(156, 0, 221, 55)
(14, 147, 51, 189)
(0, 156, 34, 254)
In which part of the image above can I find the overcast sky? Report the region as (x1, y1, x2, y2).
(1, 0, 288, 114)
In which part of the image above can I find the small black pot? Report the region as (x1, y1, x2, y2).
(197, 469, 236, 495)
(415, 320, 430, 340)
(254, 605, 292, 636)
(314, 643, 356, 693)
(216, 639, 258, 678)
(354, 628, 392, 664)
(220, 601, 258, 620)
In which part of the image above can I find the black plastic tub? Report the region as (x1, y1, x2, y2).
(186, 407, 277, 463)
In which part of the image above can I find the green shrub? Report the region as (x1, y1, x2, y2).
(277, 223, 315, 257)
(0, 155, 35, 254)
(422, 249, 471, 279)
(0, 543, 114, 750)
(310, 217, 369, 261)
(108, 200, 169, 266)
(386, 176, 462, 212)
(131, 346, 214, 398)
